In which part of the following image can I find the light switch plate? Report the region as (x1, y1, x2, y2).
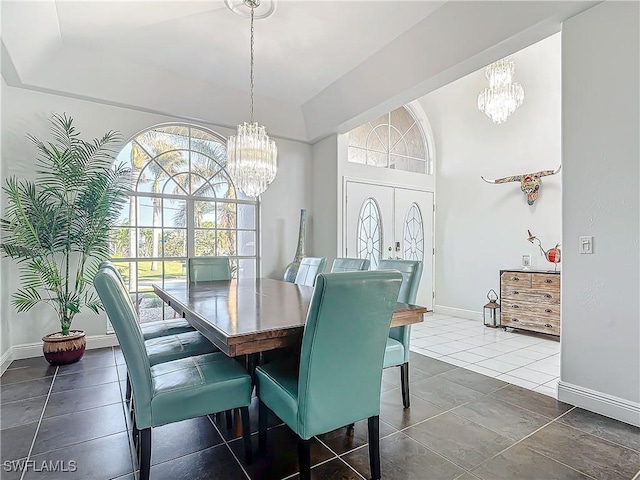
(580, 236, 593, 254)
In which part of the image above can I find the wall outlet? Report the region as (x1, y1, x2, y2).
(580, 236, 593, 254)
(521, 254, 532, 269)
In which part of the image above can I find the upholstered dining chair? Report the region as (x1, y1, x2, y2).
(330, 257, 370, 273)
(94, 268, 253, 480)
(256, 271, 402, 480)
(99, 261, 195, 340)
(294, 257, 327, 286)
(98, 261, 219, 405)
(188, 256, 232, 282)
(378, 259, 423, 409)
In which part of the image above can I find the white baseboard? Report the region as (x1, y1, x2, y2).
(434, 305, 484, 322)
(558, 380, 640, 427)
(1, 334, 120, 375)
(0, 348, 14, 376)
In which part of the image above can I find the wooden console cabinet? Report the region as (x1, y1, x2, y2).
(500, 269, 560, 337)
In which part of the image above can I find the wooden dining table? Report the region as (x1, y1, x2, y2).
(153, 277, 428, 358)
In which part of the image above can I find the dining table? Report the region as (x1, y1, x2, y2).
(153, 277, 428, 359)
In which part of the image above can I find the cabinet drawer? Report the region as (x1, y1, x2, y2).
(501, 272, 532, 288)
(501, 315, 560, 336)
(532, 273, 560, 291)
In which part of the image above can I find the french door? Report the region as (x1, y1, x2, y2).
(344, 180, 434, 309)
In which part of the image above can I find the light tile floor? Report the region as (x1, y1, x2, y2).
(410, 313, 560, 398)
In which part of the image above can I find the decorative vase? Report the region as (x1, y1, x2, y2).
(42, 330, 86, 365)
(283, 209, 307, 282)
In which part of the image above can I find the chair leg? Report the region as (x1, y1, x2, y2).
(400, 362, 410, 409)
(298, 437, 311, 480)
(258, 400, 268, 454)
(226, 409, 234, 429)
(125, 374, 132, 402)
(139, 427, 152, 480)
(240, 406, 253, 464)
(368, 416, 381, 480)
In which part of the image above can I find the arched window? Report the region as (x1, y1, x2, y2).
(347, 105, 432, 174)
(109, 124, 258, 321)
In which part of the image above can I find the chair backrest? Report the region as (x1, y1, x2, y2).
(99, 260, 125, 286)
(377, 259, 423, 304)
(294, 257, 327, 286)
(93, 268, 154, 429)
(188, 257, 232, 282)
(296, 271, 402, 439)
(330, 257, 370, 273)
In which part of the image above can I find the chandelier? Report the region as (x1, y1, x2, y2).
(477, 58, 524, 124)
(227, 0, 277, 197)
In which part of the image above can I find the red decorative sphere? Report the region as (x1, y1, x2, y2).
(546, 248, 561, 264)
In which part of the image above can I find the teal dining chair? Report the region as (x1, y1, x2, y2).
(98, 261, 219, 405)
(99, 261, 195, 340)
(378, 259, 423, 409)
(188, 257, 232, 282)
(330, 257, 370, 272)
(256, 271, 402, 480)
(294, 257, 327, 286)
(94, 268, 253, 480)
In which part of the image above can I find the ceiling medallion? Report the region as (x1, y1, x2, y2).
(224, 0, 276, 19)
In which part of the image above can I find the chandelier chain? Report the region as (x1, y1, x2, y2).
(249, 6, 255, 124)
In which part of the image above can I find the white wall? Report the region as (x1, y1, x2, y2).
(311, 135, 339, 265)
(1, 82, 312, 348)
(0, 81, 9, 361)
(419, 34, 562, 318)
(559, 2, 639, 426)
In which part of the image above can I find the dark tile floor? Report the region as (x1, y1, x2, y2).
(1, 348, 639, 480)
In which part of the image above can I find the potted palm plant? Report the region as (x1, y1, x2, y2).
(0, 113, 130, 364)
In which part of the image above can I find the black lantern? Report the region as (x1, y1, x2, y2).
(483, 289, 501, 328)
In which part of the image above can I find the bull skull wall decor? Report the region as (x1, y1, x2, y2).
(481, 165, 561, 205)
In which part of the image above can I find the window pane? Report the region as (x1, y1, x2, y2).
(137, 228, 163, 258)
(367, 150, 388, 168)
(403, 203, 424, 262)
(238, 259, 256, 279)
(163, 260, 187, 283)
(348, 123, 373, 149)
(195, 200, 217, 228)
(238, 231, 256, 256)
(109, 227, 132, 258)
(367, 126, 388, 153)
(195, 229, 216, 256)
(391, 156, 427, 174)
(163, 199, 187, 228)
(357, 198, 383, 270)
(136, 197, 159, 227)
(348, 146, 367, 165)
(217, 230, 237, 256)
(162, 229, 186, 257)
(390, 106, 415, 134)
(237, 204, 255, 230)
(404, 123, 427, 159)
(138, 292, 164, 323)
(137, 261, 162, 292)
(217, 202, 237, 230)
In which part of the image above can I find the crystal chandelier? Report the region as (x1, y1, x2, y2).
(227, 0, 277, 197)
(477, 58, 524, 124)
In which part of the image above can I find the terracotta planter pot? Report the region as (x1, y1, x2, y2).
(42, 331, 86, 365)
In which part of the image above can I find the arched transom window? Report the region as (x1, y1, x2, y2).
(347, 105, 431, 174)
(109, 124, 258, 322)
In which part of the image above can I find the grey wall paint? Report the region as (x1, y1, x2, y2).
(561, 1, 640, 409)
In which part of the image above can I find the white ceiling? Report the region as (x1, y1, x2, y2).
(1, 1, 598, 142)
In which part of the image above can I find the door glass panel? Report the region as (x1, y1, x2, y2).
(403, 203, 424, 261)
(357, 197, 383, 269)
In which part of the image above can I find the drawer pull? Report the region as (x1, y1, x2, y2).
(511, 318, 519, 322)
(545, 279, 553, 284)
(512, 277, 519, 281)
(544, 293, 552, 299)
(545, 309, 552, 313)
(512, 290, 519, 295)
(545, 324, 553, 328)
(511, 304, 519, 309)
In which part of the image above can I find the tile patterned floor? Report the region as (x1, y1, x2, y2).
(411, 314, 561, 397)
(1, 348, 639, 480)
